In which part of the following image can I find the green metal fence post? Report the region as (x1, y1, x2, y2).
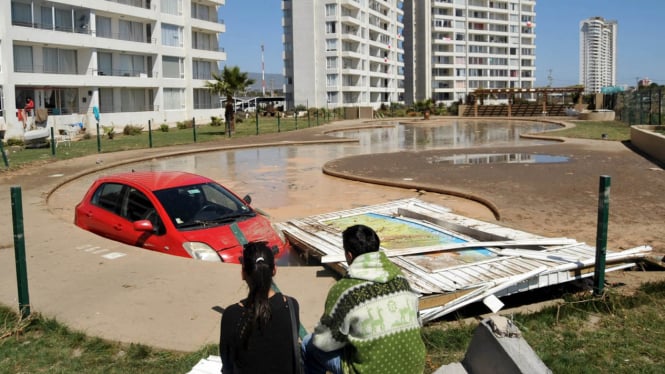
(96, 122, 101, 153)
(0, 139, 9, 168)
(255, 111, 259, 135)
(277, 112, 281, 133)
(50, 128, 56, 156)
(307, 110, 311, 128)
(192, 117, 197, 142)
(593, 175, 611, 296)
(11, 186, 30, 319)
(295, 112, 298, 130)
(148, 120, 153, 148)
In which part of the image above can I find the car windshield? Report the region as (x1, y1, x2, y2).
(153, 182, 254, 230)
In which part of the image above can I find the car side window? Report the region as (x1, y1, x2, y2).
(123, 188, 165, 235)
(91, 183, 124, 215)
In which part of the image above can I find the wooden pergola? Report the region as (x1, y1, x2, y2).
(470, 87, 585, 117)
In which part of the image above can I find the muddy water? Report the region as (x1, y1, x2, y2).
(50, 120, 556, 264)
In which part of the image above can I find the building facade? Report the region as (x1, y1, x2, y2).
(1, 0, 226, 139)
(579, 16, 617, 94)
(282, 0, 406, 110)
(405, 0, 537, 106)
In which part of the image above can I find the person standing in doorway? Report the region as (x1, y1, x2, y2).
(23, 97, 35, 129)
(302, 224, 426, 374)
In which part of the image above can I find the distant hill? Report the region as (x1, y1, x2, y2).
(247, 72, 284, 93)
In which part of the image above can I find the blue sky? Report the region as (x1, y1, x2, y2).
(220, 0, 665, 87)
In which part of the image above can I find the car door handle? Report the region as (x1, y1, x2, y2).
(113, 224, 123, 231)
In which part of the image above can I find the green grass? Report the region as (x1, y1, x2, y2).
(0, 115, 331, 172)
(552, 120, 632, 141)
(0, 305, 218, 373)
(422, 281, 665, 373)
(3, 282, 665, 373)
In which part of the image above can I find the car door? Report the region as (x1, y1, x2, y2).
(83, 182, 129, 243)
(120, 187, 171, 254)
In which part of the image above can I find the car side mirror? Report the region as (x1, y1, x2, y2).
(133, 220, 154, 232)
(243, 194, 252, 205)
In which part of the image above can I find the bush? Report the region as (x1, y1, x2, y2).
(123, 124, 143, 136)
(210, 116, 223, 127)
(6, 137, 24, 146)
(160, 124, 169, 132)
(176, 121, 187, 130)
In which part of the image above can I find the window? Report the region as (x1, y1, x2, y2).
(98, 52, 112, 76)
(325, 4, 337, 16)
(120, 88, 148, 112)
(40, 6, 53, 29)
(326, 21, 336, 34)
(194, 88, 216, 109)
(11, 2, 32, 26)
(119, 54, 146, 76)
(193, 60, 212, 80)
(163, 88, 184, 110)
(99, 87, 114, 113)
(161, 0, 182, 15)
(39, 88, 78, 114)
(191, 2, 212, 21)
(162, 56, 183, 78)
(54, 8, 73, 32)
(92, 183, 124, 214)
(119, 20, 144, 42)
(43, 48, 77, 74)
(161, 23, 182, 47)
(326, 39, 337, 51)
(326, 57, 337, 69)
(326, 74, 338, 87)
(96, 16, 112, 38)
(193, 32, 215, 51)
(13, 45, 33, 73)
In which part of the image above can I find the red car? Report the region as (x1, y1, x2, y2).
(74, 171, 289, 263)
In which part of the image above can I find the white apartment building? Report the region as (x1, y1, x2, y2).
(579, 16, 617, 94)
(404, 0, 537, 106)
(1, 0, 226, 139)
(282, 0, 406, 110)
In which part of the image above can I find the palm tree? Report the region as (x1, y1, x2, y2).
(205, 65, 255, 100)
(206, 66, 255, 133)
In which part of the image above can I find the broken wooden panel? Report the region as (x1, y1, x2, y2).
(277, 198, 652, 321)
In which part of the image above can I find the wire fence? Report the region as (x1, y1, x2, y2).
(617, 87, 664, 126)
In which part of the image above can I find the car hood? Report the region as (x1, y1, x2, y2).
(179, 216, 281, 257)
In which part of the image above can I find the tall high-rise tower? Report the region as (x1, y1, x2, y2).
(579, 17, 617, 94)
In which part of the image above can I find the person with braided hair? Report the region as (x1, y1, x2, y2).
(219, 241, 301, 373)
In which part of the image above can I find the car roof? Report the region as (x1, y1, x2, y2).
(98, 171, 214, 191)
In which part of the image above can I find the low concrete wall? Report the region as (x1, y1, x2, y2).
(578, 110, 616, 121)
(631, 125, 665, 164)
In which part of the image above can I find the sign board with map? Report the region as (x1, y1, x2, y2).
(278, 198, 651, 322)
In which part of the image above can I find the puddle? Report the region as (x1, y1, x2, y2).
(330, 120, 559, 152)
(427, 153, 569, 165)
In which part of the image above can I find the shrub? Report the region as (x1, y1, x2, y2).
(6, 137, 24, 146)
(160, 124, 169, 132)
(210, 116, 223, 127)
(176, 121, 187, 130)
(123, 124, 143, 136)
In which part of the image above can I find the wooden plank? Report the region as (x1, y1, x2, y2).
(320, 238, 578, 263)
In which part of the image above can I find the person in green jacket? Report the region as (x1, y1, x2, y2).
(302, 224, 426, 374)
